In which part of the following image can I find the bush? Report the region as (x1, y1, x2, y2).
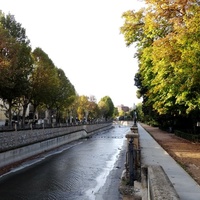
(175, 130, 200, 142)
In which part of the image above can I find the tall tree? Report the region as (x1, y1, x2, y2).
(0, 13, 33, 125)
(76, 95, 90, 121)
(121, 0, 200, 123)
(54, 68, 76, 123)
(31, 47, 59, 123)
(98, 96, 114, 120)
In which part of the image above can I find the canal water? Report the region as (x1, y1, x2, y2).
(0, 124, 130, 200)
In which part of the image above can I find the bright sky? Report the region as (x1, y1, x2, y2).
(0, 0, 145, 108)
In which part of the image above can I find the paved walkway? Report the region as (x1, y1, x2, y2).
(138, 123, 200, 200)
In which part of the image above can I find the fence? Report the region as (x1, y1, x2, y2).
(125, 124, 141, 186)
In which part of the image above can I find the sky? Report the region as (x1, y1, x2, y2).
(0, 0, 145, 108)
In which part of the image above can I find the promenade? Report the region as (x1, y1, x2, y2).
(138, 123, 200, 200)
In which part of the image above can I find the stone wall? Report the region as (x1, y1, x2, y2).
(0, 123, 112, 169)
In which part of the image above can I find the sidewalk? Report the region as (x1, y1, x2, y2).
(138, 123, 200, 200)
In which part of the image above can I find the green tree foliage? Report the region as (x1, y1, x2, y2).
(121, 1, 200, 127)
(0, 12, 33, 124)
(69, 95, 99, 123)
(87, 95, 99, 120)
(31, 47, 57, 121)
(113, 107, 119, 119)
(98, 96, 114, 120)
(31, 48, 76, 123)
(76, 95, 90, 121)
(0, 11, 115, 126)
(54, 68, 76, 123)
(135, 103, 144, 121)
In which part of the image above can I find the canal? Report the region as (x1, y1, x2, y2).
(0, 124, 130, 200)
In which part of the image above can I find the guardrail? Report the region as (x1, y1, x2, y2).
(120, 123, 180, 200)
(0, 120, 111, 132)
(125, 124, 141, 186)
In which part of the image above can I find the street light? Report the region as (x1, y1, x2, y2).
(133, 103, 137, 126)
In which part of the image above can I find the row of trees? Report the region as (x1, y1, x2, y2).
(70, 95, 115, 124)
(0, 11, 115, 126)
(121, 1, 200, 130)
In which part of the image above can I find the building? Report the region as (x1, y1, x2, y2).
(117, 104, 130, 113)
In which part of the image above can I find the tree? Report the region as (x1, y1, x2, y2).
(31, 47, 60, 123)
(87, 96, 99, 121)
(98, 96, 114, 120)
(113, 107, 119, 119)
(0, 12, 33, 125)
(54, 68, 76, 123)
(121, 1, 200, 127)
(76, 95, 90, 121)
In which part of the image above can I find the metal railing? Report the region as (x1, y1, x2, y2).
(0, 120, 112, 132)
(125, 125, 141, 186)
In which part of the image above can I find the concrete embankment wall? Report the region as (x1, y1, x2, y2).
(0, 123, 112, 169)
(147, 165, 180, 200)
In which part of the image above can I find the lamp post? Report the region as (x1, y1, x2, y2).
(133, 103, 137, 126)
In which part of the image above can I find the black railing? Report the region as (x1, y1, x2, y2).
(126, 139, 141, 186)
(0, 120, 113, 132)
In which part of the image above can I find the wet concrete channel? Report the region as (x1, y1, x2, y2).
(0, 124, 130, 200)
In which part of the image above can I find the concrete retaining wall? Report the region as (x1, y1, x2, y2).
(0, 123, 112, 169)
(148, 165, 180, 200)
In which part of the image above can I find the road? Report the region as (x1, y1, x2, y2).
(0, 124, 130, 200)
